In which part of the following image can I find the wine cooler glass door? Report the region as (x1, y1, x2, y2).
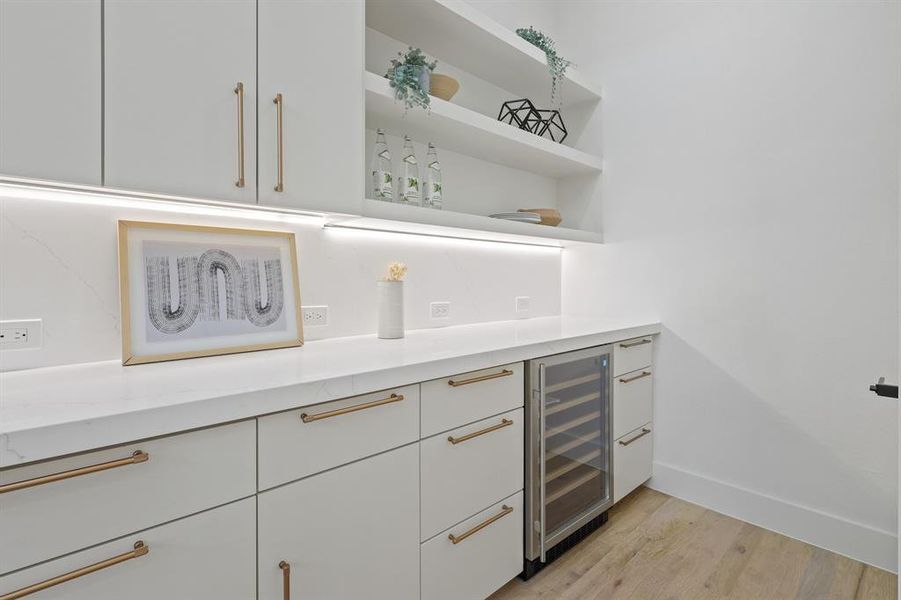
(540, 349, 611, 557)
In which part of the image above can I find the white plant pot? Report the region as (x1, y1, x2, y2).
(378, 280, 404, 339)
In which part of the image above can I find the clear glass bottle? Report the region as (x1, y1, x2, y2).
(370, 129, 394, 202)
(399, 135, 421, 206)
(424, 143, 442, 209)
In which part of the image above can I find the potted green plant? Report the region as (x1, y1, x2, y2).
(516, 26, 572, 106)
(386, 47, 438, 111)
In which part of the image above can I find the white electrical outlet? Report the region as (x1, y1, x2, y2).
(515, 296, 531, 314)
(301, 306, 328, 327)
(0, 319, 42, 349)
(430, 301, 451, 320)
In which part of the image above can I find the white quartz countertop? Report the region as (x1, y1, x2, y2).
(0, 316, 660, 467)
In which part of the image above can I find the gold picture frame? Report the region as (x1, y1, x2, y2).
(118, 220, 303, 365)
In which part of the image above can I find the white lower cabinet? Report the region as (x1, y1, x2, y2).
(421, 408, 524, 541)
(0, 420, 256, 575)
(613, 367, 653, 440)
(421, 363, 524, 437)
(258, 444, 420, 600)
(613, 337, 653, 377)
(257, 384, 419, 490)
(613, 423, 654, 503)
(0, 497, 256, 600)
(422, 492, 524, 600)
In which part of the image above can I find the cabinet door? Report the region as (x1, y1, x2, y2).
(258, 0, 363, 213)
(259, 444, 419, 600)
(105, 0, 256, 203)
(0, 498, 256, 600)
(0, 0, 101, 184)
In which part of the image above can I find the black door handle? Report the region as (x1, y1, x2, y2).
(870, 377, 898, 399)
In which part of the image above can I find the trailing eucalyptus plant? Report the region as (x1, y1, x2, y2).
(516, 26, 571, 106)
(386, 47, 438, 112)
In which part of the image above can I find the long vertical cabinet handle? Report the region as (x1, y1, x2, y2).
(234, 82, 246, 188)
(278, 561, 290, 600)
(538, 362, 547, 563)
(273, 93, 285, 192)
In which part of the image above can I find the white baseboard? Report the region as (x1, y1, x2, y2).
(647, 461, 898, 573)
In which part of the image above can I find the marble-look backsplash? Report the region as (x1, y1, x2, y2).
(0, 187, 561, 371)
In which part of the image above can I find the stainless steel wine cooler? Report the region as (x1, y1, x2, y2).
(524, 345, 613, 577)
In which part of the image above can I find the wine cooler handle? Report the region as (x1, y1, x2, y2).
(538, 362, 547, 563)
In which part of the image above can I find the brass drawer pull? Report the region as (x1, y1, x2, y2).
(447, 418, 513, 445)
(300, 393, 404, 423)
(0, 450, 149, 495)
(448, 505, 513, 545)
(618, 428, 652, 447)
(447, 369, 513, 387)
(620, 338, 651, 348)
(273, 93, 285, 192)
(278, 561, 290, 600)
(619, 370, 651, 384)
(234, 82, 246, 188)
(0, 541, 148, 600)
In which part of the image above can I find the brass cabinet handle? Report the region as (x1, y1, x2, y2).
(618, 428, 652, 446)
(0, 450, 149, 495)
(234, 82, 246, 188)
(619, 370, 651, 384)
(300, 393, 404, 423)
(448, 505, 513, 545)
(447, 418, 513, 445)
(0, 541, 148, 600)
(278, 561, 290, 600)
(620, 338, 651, 349)
(273, 93, 284, 192)
(447, 369, 513, 387)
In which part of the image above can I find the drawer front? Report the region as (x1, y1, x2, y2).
(613, 337, 653, 377)
(421, 362, 523, 437)
(258, 384, 419, 490)
(0, 421, 256, 574)
(613, 367, 653, 440)
(259, 444, 420, 600)
(422, 491, 523, 600)
(614, 423, 653, 503)
(0, 497, 256, 600)
(421, 408, 524, 541)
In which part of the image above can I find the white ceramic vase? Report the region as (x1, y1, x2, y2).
(378, 280, 404, 339)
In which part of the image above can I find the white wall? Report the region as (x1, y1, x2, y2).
(560, 0, 901, 570)
(0, 186, 560, 371)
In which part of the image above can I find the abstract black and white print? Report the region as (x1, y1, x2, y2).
(142, 242, 287, 341)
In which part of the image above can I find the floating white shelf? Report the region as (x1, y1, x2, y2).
(365, 73, 602, 178)
(327, 199, 604, 246)
(366, 0, 602, 107)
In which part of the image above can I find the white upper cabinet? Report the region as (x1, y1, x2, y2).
(0, 0, 101, 185)
(258, 0, 364, 214)
(104, 0, 257, 203)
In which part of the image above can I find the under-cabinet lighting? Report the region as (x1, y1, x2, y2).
(0, 177, 329, 226)
(323, 222, 563, 251)
(0, 177, 564, 250)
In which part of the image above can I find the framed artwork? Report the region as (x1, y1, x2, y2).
(118, 221, 303, 365)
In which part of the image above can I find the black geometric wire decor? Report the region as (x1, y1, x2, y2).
(533, 109, 567, 143)
(498, 99, 568, 143)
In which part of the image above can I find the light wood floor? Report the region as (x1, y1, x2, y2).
(489, 487, 897, 600)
